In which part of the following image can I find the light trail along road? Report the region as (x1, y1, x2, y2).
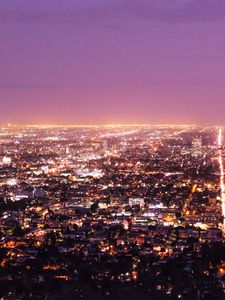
(217, 127, 225, 232)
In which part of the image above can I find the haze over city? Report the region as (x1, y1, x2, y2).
(1, 0, 225, 125)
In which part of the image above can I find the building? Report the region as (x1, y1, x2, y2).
(2, 156, 12, 165)
(129, 198, 145, 208)
(192, 138, 203, 156)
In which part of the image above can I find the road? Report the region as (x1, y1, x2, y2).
(218, 127, 225, 231)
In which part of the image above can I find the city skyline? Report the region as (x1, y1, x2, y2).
(1, 0, 225, 124)
(0, 124, 224, 298)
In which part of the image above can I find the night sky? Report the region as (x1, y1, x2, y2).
(0, 0, 225, 125)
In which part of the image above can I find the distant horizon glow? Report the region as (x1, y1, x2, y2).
(1, 123, 213, 127)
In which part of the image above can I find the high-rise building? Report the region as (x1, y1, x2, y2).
(192, 138, 203, 156)
(2, 156, 12, 165)
(129, 198, 145, 208)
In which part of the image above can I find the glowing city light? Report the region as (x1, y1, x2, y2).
(218, 127, 225, 229)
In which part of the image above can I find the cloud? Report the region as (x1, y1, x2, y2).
(0, 83, 61, 89)
(86, 0, 225, 23)
(0, 0, 224, 25)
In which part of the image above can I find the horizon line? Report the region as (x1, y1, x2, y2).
(1, 123, 222, 128)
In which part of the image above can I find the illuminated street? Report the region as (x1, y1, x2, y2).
(218, 127, 225, 231)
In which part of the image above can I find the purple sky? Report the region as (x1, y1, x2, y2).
(0, 0, 225, 125)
